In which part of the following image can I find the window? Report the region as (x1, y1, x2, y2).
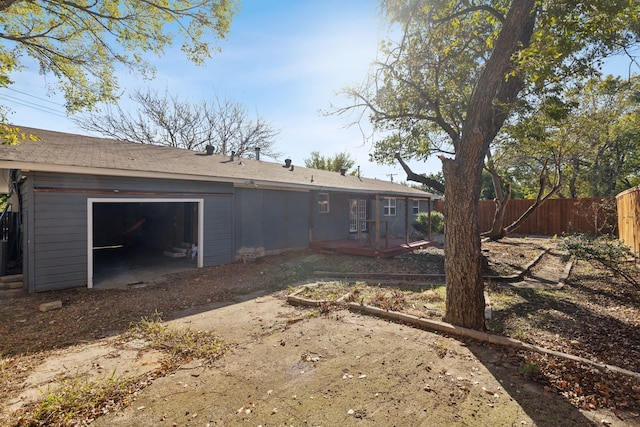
(412, 200, 420, 215)
(350, 199, 368, 232)
(358, 199, 367, 231)
(383, 197, 396, 216)
(318, 193, 329, 213)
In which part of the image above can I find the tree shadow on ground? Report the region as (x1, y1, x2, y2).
(487, 286, 640, 372)
(485, 283, 640, 422)
(467, 342, 604, 426)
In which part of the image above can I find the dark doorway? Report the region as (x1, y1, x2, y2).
(91, 201, 199, 287)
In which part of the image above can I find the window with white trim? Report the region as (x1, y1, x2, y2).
(383, 197, 396, 216)
(412, 200, 420, 215)
(358, 199, 367, 231)
(318, 193, 329, 213)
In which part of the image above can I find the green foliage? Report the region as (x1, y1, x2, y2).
(0, 0, 237, 113)
(498, 74, 640, 198)
(520, 362, 541, 379)
(413, 211, 444, 235)
(304, 151, 356, 174)
(0, 124, 39, 145)
(561, 233, 639, 289)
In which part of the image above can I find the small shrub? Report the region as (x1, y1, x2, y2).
(520, 362, 541, 379)
(413, 211, 444, 235)
(561, 233, 638, 289)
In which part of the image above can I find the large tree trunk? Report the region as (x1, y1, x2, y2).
(442, 0, 536, 330)
(442, 158, 485, 329)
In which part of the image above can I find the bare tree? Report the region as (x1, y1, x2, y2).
(74, 89, 281, 159)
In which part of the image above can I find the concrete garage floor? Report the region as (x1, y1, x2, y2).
(92, 248, 196, 289)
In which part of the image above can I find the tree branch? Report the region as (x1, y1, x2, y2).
(394, 152, 445, 194)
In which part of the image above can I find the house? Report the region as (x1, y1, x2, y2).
(0, 127, 438, 292)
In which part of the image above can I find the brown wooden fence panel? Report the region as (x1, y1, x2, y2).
(617, 187, 640, 254)
(434, 198, 615, 236)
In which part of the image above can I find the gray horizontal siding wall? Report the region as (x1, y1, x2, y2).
(310, 194, 432, 242)
(311, 192, 353, 241)
(234, 188, 309, 254)
(203, 195, 234, 266)
(31, 191, 87, 291)
(23, 171, 234, 292)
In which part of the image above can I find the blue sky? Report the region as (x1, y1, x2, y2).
(2, 0, 637, 182)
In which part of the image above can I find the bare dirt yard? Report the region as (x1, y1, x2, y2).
(1, 236, 639, 426)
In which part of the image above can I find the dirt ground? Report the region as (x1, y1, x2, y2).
(1, 236, 639, 426)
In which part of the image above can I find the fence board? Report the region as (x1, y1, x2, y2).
(434, 198, 615, 237)
(617, 187, 640, 254)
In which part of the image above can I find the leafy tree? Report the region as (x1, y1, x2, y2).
(563, 75, 640, 197)
(497, 74, 640, 199)
(0, 0, 236, 119)
(74, 89, 281, 158)
(304, 151, 356, 174)
(338, 0, 640, 329)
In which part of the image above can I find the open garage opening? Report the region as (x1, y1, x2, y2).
(88, 199, 203, 288)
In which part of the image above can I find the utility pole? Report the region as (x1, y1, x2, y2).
(386, 173, 397, 182)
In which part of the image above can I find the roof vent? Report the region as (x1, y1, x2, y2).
(290, 164, 294, 171)
(283, 159, 292, 168)
(255, 147, 261, 161)
(339, 168, 346, 176)
(205, 145, 214, 155)
(230, 151, 236, 162)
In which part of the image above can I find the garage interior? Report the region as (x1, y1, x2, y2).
(92, 201, 199, 288)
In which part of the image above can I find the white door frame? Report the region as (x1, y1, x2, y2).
(87, 198, 204, 288)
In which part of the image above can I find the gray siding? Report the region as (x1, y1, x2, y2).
(378, 197, 433, 236)
(311, 192, 353, 241)
(31, 192, 87, 291)
(202, 195, 234, 266)
(234, 188, 309, 253)
(21, 172, 235, 292)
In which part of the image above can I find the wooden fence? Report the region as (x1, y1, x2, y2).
(617, 187, 640, 254)
(434, 198, 616, 237)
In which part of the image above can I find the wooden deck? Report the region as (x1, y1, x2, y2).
(310, 238, 435, 259)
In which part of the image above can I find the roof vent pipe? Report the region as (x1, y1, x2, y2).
(230, 151, 236, 161)
(283, 159, 292, 168)
(339, 168, 346, 176)
(255, 147, 261, 161)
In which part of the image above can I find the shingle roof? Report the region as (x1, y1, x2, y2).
(0, 127, 437, 198)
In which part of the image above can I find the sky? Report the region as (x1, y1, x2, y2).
(1, 1, 637, 182)
(1, 0, 440, 182)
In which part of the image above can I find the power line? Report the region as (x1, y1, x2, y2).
(3, 87, 64, 106)
(0, 94, 68, 119)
